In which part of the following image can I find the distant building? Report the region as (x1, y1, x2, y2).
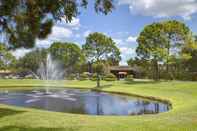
(110, 66, 138, 79)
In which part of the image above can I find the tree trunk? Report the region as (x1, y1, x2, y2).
(166, 47, 169, 74)
(153, 59, 159, 81)
(96, 73, 100, 87)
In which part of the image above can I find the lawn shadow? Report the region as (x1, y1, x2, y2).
(0, 126, 80, 131)
(0, 108, 26, 118)
(124, 80, 160, 85)
(92, 84, 113, 90)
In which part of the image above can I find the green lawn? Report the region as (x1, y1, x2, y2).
(0, 79, 197, 131)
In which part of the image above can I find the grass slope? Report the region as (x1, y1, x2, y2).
(0, 79, 197, 131)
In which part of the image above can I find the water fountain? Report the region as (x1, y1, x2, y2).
(37, 54, 64, 94)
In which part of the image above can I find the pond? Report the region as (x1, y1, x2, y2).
(0, 89, 171, 116)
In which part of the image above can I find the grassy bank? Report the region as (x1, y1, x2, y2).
(0, 79, 197, 131)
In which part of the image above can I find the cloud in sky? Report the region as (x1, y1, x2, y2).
(113, 35, 137, 65)
(83, 30, 92, 37)
(126, 36, 137, 42)
(119, 0, 197, 20)
(11, 48, 32, 59)
(36, 18, 80, 48)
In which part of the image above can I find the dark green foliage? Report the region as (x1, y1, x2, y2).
(127, 57, 151, 79)
(136, 20, 191, 81)
(67, 74, 76, 80)
(125, 75, 134, 82)
(79, 73, 89, 81)
(103, 73, 116, 81)
(0, 0, 114, 49)
(82, 32, 121, 63)
(91, 73, 98, 81)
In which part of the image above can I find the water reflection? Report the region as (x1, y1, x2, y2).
(0, 89, 170, 116)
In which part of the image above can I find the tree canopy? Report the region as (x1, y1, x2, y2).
(0, 0, 114, 49)
(50, 42, 85, 74)
(82, 32, 121, 63)
(136, 20, 191, 80)
(17, 48, 47, 73)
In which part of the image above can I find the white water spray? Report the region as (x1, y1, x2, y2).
(37, 54, 64, 94)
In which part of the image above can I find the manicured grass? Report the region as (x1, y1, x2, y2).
(0, 79, 197, 131)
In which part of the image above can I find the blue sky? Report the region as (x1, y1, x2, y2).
(13, 0, 197, 65)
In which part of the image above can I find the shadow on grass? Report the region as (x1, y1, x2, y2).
(0, 108, 26, 118)
(124, 80, 160, 85)
(92, 84, 113, 90)
(0, 126, 79, 131)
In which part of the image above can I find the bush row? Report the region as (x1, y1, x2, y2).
(67, 73, 135, 81)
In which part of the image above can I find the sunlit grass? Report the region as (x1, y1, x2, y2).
(0, 79, 197, 131)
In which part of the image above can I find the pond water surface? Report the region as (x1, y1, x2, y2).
(0, 89, 171, 116)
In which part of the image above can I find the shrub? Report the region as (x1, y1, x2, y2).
(25, 75, 34, 79)
(67, 74, 76, 80)
(104, 73, 116, 81)
(125, 75, 134, 81)
(79, 73, 89, 81)
(91, 73, 98, 81)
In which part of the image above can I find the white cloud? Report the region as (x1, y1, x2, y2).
(126, 36, 137, 42)
(120, 47, 135, 55)
(113, 36, 138, 65)
(36, 17, 81, 48)
(119, 0, 197, 20)
(83, 30, 92, 37)
(119, 47, 136, 65)
(50, 26, 73, 40)
(11, 48, 32, 59)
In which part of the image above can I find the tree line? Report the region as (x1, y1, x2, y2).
(1, 20, 197, 82)
(128, 20, 197, 81)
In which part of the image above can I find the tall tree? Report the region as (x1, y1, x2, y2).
(0, 0, 114, 49)
(136, 23, 168, 80)
(82, 32, 121, 87)
(50, 42, 85, 74)
(162, 20, 190, 77)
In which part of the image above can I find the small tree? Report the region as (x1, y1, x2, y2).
(93, 62, 104, 87)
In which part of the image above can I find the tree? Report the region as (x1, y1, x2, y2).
(0, 0, 114, 49)
(82, 32, 121, 87)
(180, 35, 197, 80)
(162, 20, 190, 77)
(0, 43, 16, 70)
(17, 48, 48, 73)
(50, 42, 85, 75)
(136, 23, 168, 80)
(93, 62, 105, 87)
(136, 20, 191, 80)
